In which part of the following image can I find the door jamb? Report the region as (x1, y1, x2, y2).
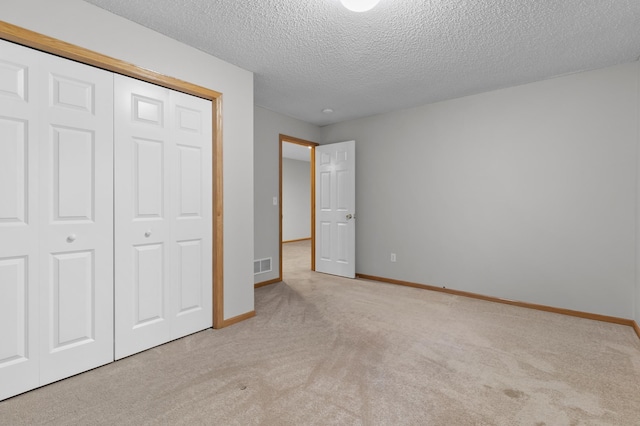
(279, 134, 318, 280)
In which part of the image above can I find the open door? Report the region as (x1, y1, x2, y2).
(315, 141, 356, 278)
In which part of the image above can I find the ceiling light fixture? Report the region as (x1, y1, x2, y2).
(340, 0, 380, 12)
(322, 108, 334, 114)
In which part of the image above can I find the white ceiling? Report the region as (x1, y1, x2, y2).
(85, 0, 640, 126)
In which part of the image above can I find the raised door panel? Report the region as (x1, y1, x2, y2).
(176, 240, 203, 315)
(169, 91, 212, 339)
(114, 75, 171, 359)
(335, 160, 352, 268)
(177, 145, 202, 217)
(133, 243, 165, 328)
(320, 171, 331, 211)
(0, 257, 28, 364)
(336, 223, 349, 264)
(49, 251, 95, 350)
(318, 166, 334, 266)
(134, 138, 164, 219)
(0, 39, 40, 401)
(0, 256, 37, 400)
(0, 52, 28, 102)
(320, 222, 331, 261)
(51, 126, 95, 222)
(0, 118, 28, 225)
(38, 53, 114, 385)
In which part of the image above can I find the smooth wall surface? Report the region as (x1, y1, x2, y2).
(323, 62, 640, 319)
(283, 158, 311, 241)
(254, 106, 321, 284)
(2, 0, 255, 320)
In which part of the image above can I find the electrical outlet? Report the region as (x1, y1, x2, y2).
(390, 253, 396, 262)
(273, 196, 278, 206)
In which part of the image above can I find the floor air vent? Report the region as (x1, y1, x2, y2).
(254, 257, 272, 275)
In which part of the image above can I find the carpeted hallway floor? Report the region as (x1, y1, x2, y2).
(1, 240, 639, 425)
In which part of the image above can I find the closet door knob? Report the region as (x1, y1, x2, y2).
(67, 234, 77, 243)
(144, 230, 152, 238)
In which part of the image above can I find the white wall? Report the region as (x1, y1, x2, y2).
(283, 158, 311, 241)
(323, 62, 640, 319)
(3, 0, 255, 320)
(254, 106, 321, 283)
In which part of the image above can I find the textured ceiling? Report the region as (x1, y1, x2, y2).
(85, 0, 640, 126)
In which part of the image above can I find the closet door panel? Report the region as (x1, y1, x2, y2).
(0, 40, 40, 401)
(114, 75, 171, 359)
(38, 53, 114, 384)
(115, 78, 213, 357)
(170, 91, 212, 338)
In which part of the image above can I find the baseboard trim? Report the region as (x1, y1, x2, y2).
(255, 278, 282, 288)
(357, 274, 640, 336)
(283, 238, 311, 244)
(218, 310, 256, 328)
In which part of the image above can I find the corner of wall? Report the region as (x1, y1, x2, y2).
(635, 60, 640, 325)
(253, 106, 322, 284)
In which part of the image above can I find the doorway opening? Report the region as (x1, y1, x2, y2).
(279, 134, 318, 278)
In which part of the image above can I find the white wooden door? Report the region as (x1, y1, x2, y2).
(114, 76, 212, 359)
(0, 41, 114, 398)
(315, 141, 356, 278)
(114, 76, 172, 359)
(169, 91, 213, 339)
(37, 53, 114, 384)
(0, 39, 40, 400)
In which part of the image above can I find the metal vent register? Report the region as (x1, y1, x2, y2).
(254, 258, 272, 274)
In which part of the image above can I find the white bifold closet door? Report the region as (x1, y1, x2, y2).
(114, 75, 212, 360)
(0, 40, 114, 400)
(37, 49, 114, 384)
(1, 38, 213, 400)
(0, 39, 41, 401)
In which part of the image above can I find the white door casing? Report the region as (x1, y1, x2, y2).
(114, 76, 212, 359)
(0, 39, 40, 401)
(315, 140, 356, 278)
(37, 53, 114, 384)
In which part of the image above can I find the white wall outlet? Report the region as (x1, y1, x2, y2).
(390, 253, 396, 262)
(273, 196, 278, 206)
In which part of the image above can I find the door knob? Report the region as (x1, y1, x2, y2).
(346, 214, 353, 220)
(67, 234, 77, 243)
(145, 230, 152, 238)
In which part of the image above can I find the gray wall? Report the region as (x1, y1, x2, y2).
(637, 57, 640, 326)
(322, 62, 640, 319)
(254, 106, 321, 283)
(283, 158, 311, 241)
(4, 0, 255, 320)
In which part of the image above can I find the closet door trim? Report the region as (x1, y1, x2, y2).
(0, 20, 225, 329)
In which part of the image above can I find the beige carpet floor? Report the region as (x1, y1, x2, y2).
(1, 240, 640, 425)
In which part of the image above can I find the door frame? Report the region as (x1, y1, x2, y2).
(280, 134, 318, 279)
(0, 21, 229, 329)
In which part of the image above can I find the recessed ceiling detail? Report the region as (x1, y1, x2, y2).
(85, 0, 640, 126)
